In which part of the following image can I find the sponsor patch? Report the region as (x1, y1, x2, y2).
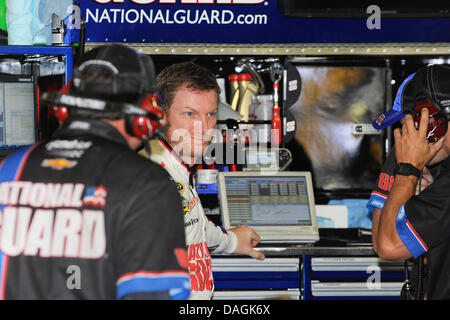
(83, 186, 107, 208)
(375, 113, 386, 126)
(42, 158, 77, 170)
(175, 180, 185, 194)
(45, 140, 92, 151)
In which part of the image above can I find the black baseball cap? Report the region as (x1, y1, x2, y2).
(40, 44, 158, 118)
(71, 44, 156, 103)
(373, 64, 450, 130)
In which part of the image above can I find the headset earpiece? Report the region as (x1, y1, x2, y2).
(125, 93, 164, 139)
(412, 99, 448, 143)
(140, 93, 164, 120)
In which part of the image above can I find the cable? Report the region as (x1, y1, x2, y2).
(401, 171, 425, 300)
(415, 172, 425, 300)
(400, 260, 415, 300)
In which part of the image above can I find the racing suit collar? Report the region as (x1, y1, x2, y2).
(158, 137, 197, 174)
(54, 117, 129, 147)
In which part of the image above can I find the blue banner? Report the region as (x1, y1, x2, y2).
(79, 0, 450, 44)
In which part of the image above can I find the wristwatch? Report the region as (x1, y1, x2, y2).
(395, 163, 421, 178)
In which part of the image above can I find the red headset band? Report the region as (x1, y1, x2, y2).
(40, 92, 161, 122)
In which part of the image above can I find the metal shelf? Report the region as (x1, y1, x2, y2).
(0, 46, 73, 82)
(85, 42, 450, 56)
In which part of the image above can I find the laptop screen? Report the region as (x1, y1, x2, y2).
(220, 172, 315, 227)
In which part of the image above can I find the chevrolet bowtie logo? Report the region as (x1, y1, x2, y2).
(42, 158, 78, 170)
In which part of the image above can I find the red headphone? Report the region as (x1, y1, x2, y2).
(124, 92, 164, 139)
(412, 99, 448, 143)
(44, 81, 164, 140)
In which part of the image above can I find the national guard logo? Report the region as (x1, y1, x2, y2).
(42, 158, 77, 170)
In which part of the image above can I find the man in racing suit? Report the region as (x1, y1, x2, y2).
(140, 61, 264, 300)
(0, 45, 190, 300)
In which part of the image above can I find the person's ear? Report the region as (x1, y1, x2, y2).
(161, 116, 168, 127)
(161, 109, 169, 126)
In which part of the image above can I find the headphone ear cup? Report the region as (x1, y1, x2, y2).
(140, 94, 164, 120)
(124, 94, 163, 139)
(133, 94, 163, 139)
(413, 99, 448, 143)
(125, 114, 155, 140)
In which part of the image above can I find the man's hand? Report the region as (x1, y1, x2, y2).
(394, 108, 444, 170)
(229, 225, 265, 261)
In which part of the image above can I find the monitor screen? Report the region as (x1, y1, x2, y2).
(0, 75, 37, 153)
(223, 175, 313, 226)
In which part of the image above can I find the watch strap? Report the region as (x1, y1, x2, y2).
(395, 163, 421, 178)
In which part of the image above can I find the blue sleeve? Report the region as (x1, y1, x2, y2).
(117, 272, 190, 300)
(395, 205, 428, 259)
(367, 191, 387, 212)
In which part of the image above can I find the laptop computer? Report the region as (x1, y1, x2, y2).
(217, 171, 319, 244)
